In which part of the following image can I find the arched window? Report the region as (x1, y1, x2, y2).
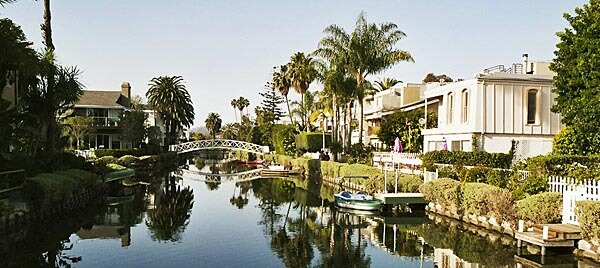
(527, 89, 539, 124)
(447, 93, 454, 124)
(461, 89, 469, 123)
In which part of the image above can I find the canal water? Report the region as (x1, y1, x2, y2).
(1, 164, 587, 267)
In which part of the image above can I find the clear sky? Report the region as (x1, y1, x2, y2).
(1, 0, 588, 127)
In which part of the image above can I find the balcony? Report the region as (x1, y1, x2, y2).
(92, 117, 120, 127)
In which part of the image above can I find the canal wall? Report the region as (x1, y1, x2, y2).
(425, 202, 517, 236)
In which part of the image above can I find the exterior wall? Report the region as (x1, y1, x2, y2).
(482, 134, 553, 160)
(72, 106, 126, 149)
(401, 84, 423, 105)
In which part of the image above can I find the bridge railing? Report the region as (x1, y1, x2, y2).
(170, 139, 269, 154)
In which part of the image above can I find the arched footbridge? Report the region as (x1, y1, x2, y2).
(170, 139, 270, 155)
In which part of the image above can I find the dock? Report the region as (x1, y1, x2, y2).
(373, 193, 426, 205)
(515, 223, 582, 255)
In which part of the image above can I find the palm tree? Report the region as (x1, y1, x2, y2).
(39, 0, 54, 51)
(146, 76, 195, 147)
(315, 12, 414, 144)
(288, 52, 317, 131)
(220, 123, 238, 140)
(205, 112, 222, 139)
(373, 77, 401, 95)
(0, 0, 17, 7)
(272, 65, 294, 125)
(237, 97, 250, 118)
(290, 90, 318, 130)
(230, 98, 239, 123)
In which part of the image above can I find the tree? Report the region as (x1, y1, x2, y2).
(259, 83, 285, 124)
(0, 18, 39, 96)
(315, 12, 414, 144)
(373, 77, 401, 92)
(377, 109, 437, 153)
(205, 112, 222, 139)
(40, 0, 54, 51)
(220, 123, 239, 140)
(147, 126, 163, 145)
(236, 96, 250, 117)
(230, 98, 239, 123)
(62, 116, 93, 149)
(290, 90, 318, 131)
(272, 64, 294, 125)
(422, 73, 453, 83)
(120, 109, 148, 148)
(23, 50, 83, 158)
(288, 52, 317, 131)
(0, 0, 18, 6)
(146, 76, 195, 147)
(550, 1, 600, 155)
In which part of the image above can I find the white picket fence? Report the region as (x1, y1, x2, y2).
(423, 168, 439, 184)
(548, 176, 600, 225)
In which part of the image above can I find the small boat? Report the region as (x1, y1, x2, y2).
(334, 191, 382, 211)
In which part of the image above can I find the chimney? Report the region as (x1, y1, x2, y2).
(121, 82, 131, 100)
(522, 53, 529, 74)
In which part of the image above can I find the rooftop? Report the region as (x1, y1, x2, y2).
(75, 90, 130, 108)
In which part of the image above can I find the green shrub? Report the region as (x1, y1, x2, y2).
(272, 124, 297, 155)
(295, 132, 331, 153)
(94, 147, 161, 158)
(398, 175, 423, 193)
(516, 192, 562, 224)
(106, 163, 127, 171)
(421, 150, 513, 170)
(526, 154, 600, 178)
(419, 178, 461, 211)
(24, 169, 100, 209)
(486, 188, 517, 224)
(118, 155, 139, 166)
(575, 201, 600, 245)
(460, 183, 500, 216)
(94, 156, 118, 165)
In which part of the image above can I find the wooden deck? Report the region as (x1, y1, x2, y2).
(516, 223, 581, 255)
(373, 193, 426, 205)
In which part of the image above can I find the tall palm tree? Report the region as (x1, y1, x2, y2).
(230, 98, 239, 123)
(0, 0, 17, 7)
(315, 12, 414, 144)
(290, 90, 318, 130)
(237, 97, 250, 118)
(40, 0, 54, 51)
(205, 112, 222, 139)
(272, 64, 294, 125)
(288, 52, 316, 131)
(146, 76, 195, 147)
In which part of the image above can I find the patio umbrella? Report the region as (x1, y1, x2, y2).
(393, 137, 403, 153)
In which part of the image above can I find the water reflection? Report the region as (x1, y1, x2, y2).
(1, 164, 591, 267)
(146, 176, 194, 242)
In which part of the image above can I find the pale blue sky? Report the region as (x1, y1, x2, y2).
(1, 1, 587, 127)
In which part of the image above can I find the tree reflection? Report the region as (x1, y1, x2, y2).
(146, 176, 194, 242)
(229, 182, 251, 209)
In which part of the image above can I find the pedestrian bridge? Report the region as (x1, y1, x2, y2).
(169, 139, 270, 155)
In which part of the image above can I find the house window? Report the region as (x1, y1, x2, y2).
(461, 89, 468, 123)
(447, 93, 454, 124)
(527, 89, 539, 124)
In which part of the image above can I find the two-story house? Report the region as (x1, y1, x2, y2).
(421, 55, 562, 159)
(71, 82, 132, 149)
(362, 83, 430, 147)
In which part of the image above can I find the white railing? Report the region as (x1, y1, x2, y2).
(74, 149, 95, 159)
(170, 139, 270, 155)
(373, 152, 422, 166)
(548, 176, 600, 225)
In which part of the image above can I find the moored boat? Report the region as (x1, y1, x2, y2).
(334, 191, 382, 211)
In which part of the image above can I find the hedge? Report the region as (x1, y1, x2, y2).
(421, 150, 513, 170)
(24, 169, 99, 209)
(526, 154, 600, 180)
(575, 201, 600, 246)
(93, 146, 161, 158)
(516, 192, 562, 224)
(118, 155, 140, 166)
(419, 178, 461, 211)
(272, 124, 297, 155)
(420, 180, 517, 224)
(295, 132, 331, 153)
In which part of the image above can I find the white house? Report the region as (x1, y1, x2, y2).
(422, 55, 562, 159)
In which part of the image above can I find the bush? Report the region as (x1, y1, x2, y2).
(398, 175, 423, 193)
(419, 178, 461, 211)
(346, 143, 374, 165)
(460, 183, 500, 216)
(421, 150, 513, 170)
(295, 132, 331, 153)
(272, 124, 297, 155)
(106, 163, 127, 171)
(94, 147, 161, 158)
(24, 169, 100, 209)
(526, 154, 600, 178)
(516, 192, 562, 224)
(118, 155, 140, 166)
(486, 188, 517, 224)
(575, 201, 600, 246)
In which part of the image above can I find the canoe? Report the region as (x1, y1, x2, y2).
(334, 191, 382, 211)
